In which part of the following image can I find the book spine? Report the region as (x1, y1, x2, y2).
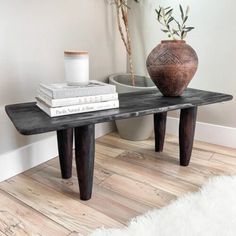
(37, 100, 119, 117)
(40, 84, 116, 99)
(38, 91, 118, 107)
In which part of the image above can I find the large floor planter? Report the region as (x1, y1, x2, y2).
(109, 73, 156, 141)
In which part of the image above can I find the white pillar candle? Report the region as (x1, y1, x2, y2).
(64, 51, 89, 86)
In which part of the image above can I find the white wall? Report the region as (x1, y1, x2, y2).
(0, 0, 126, 180)
(129, 0, 236, 128)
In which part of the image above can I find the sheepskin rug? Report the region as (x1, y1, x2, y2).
(90, 176, 236, 236)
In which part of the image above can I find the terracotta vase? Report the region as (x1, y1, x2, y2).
(146, 40, 198, 97)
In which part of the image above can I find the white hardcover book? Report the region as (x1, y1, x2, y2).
(39, 80, 116, 99)
(37, 90, 118, 107)
(36, 98, 119, 117)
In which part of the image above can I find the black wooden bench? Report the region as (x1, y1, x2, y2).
(5, 88, 233, 200)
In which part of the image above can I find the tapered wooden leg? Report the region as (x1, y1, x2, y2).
(179, 107, 198, 166)
(57, 128, 73, 179)
(74, 124, 95, 201)
(154, 112, 167, 152)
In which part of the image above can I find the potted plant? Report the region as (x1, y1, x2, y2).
(146, 5, 198, 96)
(109, 0, 156, 141)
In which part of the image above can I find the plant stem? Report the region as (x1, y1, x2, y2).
(115, 0, 135, 86)
(115, 0, 129, 52)
(162, 14, 175, 40)
(121, 2, 135, 86)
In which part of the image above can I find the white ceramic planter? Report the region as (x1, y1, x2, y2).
(109, 73, 157, 141)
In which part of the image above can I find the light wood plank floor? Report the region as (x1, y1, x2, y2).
(0, 132, 236, 235)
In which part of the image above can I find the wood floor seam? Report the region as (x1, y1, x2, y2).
(24, 172, 127, 227)
(0, 188, 74, 235)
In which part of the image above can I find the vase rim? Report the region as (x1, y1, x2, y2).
(161, 40, 186, 43)
(64, 51, 88, 56)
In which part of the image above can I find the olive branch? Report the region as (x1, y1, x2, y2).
(156, 5, 194, 40)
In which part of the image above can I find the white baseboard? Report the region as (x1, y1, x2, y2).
(166, 117, 236, 149)
(0, 122, 115, 182)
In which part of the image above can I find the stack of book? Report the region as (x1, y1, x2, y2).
(36, 80, 119, 117)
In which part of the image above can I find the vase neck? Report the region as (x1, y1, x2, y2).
(161, 40, 186, 44)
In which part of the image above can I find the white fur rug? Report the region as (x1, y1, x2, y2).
(90, 176, 236, 236)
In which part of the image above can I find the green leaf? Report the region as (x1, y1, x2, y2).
(167, 16, 174, 24)
(179, 4, 184, 20)
(161, 29, 169, 33)
(156, 8, 162, 21)
(185, 26, 194, 30)
(183, 16, 188, 24)
(181, 31, 187, 39)
(186, 6, 190, 16)
(166, 9, 173, 16)
(185, 27, 195, 32)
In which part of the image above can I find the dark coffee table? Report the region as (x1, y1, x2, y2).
(5, 88, 233, 200)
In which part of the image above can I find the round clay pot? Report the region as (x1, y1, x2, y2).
(146, 40, 198, 97)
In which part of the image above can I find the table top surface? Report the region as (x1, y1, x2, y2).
(5, 88, 233, 135)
